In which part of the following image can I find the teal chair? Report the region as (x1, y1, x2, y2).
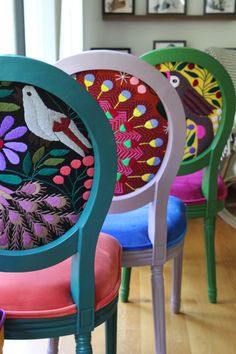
(0, 55, 121, 354)
(133, 47, 235, 303)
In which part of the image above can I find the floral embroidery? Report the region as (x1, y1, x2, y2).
(0, 82, 94, 250)
(0, 181, 78, 250)
(76, 70, 168, 196)
(0, 115, 27, 171)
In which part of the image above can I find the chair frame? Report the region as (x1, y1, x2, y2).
(0, 55, 118, 354)
(141, 47, 236, 303)
(56, 50, 186, 354)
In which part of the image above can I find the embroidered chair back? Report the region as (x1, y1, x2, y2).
(56, 51, 186, 256)
(0, 55, 117, 274)
(141, 48, 235, 177)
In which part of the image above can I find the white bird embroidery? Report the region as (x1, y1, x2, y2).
(22, 85, 92, 157)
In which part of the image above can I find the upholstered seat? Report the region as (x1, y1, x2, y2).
(0, 234, 121, 319)
(102, 196, 186, 251)
(171, 170, 227, 205)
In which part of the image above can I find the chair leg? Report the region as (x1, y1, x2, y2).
(47, 338, 59, 354)
(75, 333, 92, 354)
(120, 267, 132, 303)
(105, 307, 117, 354)
(151, 264, 166, 354)
(171, 250, 183, 314)
(204, 216, 217, 303)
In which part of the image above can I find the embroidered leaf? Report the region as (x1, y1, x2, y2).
(183, 155, 194, 162)
(49, 149, 70, 157)
(38, 168, 58, 176)
(1, 82, 11, 87)
(156, 101, 167, 120)
(0, 89, 14, 98)
(187, 133, 196, 147)
(208, 86, 220, 93)
(184, 70, 198, 78)
(42, 158, 65, 166)
(0, 174, 22, 185)
(0, 103, 20, 112)
(177, 62, 188, 71)
(210, 77, 216, 84)
(212, 99, 220, 108)
(23, 151, 32, 175)
(32, 146, 45, 164)
(43, 158, 65, 166)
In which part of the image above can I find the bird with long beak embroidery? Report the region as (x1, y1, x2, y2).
(164, 71, 215, 156)
(22, 85, 92, 157)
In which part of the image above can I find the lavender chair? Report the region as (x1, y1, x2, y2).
(55, 51, 186, 354)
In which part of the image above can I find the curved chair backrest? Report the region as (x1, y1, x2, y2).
(141, 48, 235, 204)
(56, 50, 186, 260)
(0, 55, 117, 324)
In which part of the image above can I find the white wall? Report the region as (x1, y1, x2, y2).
(83, 0, 236, 55)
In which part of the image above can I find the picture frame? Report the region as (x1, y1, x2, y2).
(103, 0, 135, 14)
(153, 40, 187, 49)
(147, 0, 186, 15)
(90, 47, 131, 53)
(204, 0, 236, 15)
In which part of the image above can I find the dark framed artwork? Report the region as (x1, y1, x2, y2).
(90, 47, 131, 53)
(147, 0, 186, 15)
(153, 40, 187, 49)
(103, 0, 135, 14)
(204, 0, 236, 14)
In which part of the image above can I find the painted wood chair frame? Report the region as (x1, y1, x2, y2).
(56, 50, 186, 354)
(0, 55, 118, 354)
(140, 47, 236, 303)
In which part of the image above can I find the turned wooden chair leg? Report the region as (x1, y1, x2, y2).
(105, 307, 117, 354)
(204, 216, 217, 303)
(47, 338, 59, 354)
(75, 333, 92, 354)
(171, 249, 183, 314)
(151, 264, 166, 354)
(120, 267, 132, 303)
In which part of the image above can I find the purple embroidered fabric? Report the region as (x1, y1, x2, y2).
(0, 82, 94, 250)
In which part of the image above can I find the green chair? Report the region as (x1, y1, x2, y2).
(0, 55, 121, 354)
(135, 47, 236, 304)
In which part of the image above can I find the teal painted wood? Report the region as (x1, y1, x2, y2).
(140, 47, 236, 303)
(105, 308, 117, 354)
(0, 55, 119, 347)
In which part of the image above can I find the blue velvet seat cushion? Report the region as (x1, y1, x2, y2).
(102, 196, 186, 251)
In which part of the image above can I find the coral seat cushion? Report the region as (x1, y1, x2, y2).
(170, 170, 227, 205)
(102, 196, 186, 251)
(0, 233, 122, 319)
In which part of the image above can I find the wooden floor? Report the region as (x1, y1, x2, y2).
(3, 217, 236, 354)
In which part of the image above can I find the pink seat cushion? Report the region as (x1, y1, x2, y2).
(0, 233, 122, 319)
(170, 170, 227, 205)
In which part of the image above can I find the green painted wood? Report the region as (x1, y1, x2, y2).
(139, 48, 236, 303)
(204, 217, 217, 303)
(120, 267, 132, 303)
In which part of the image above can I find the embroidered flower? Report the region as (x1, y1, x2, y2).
(0, 115, 28, 171)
